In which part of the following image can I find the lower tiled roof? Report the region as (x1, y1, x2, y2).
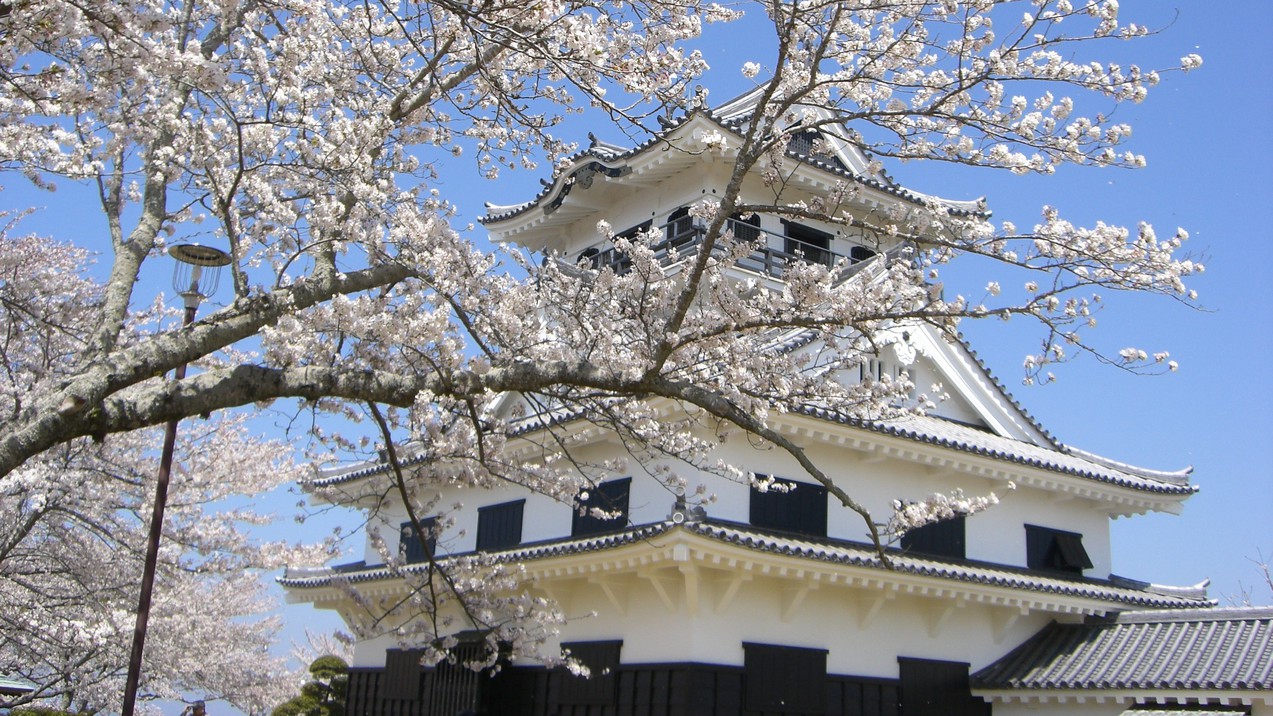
(279, 523, 673, 587)
(972, 606, 1273, 693)
(281, 520, 1210, 611)
(1119, 710, 1249, 716)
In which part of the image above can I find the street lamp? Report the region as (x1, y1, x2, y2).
(121, 244, 231, 716)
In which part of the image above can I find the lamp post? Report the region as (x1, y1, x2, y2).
(121, 244, 231, 716)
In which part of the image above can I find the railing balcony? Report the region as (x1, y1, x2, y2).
(573, 216, 876, 280)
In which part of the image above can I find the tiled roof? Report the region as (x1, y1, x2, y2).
(278, 523, 673, 587)
(309, 406, 1192, 496)
(972, 606, 1273, 692)
(683, 521, 1209, 609)
(1119, 710, 1249, 716)
(281, 519, 1210, 611)
(797, 410, 1194, 495)
(480, 90, 981, 225)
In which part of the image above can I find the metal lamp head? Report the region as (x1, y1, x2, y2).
(168, 244, 231, 308)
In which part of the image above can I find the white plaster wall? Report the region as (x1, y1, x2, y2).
(363, 481, 573, 561)
(346, 583, 1050, 675)
(907, 357, 988, 427)
(562, 166, 733, 256)
(502, 570, 1056, 676)
(692, 432, 1111, 576)
(352, 632, 403, 668)
(359, 422, 1114, 579)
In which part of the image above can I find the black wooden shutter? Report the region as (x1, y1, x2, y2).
(743, 643, 828, 714)
(1025, 524, 1091, 574)
(900, 515, 966, 559)
(1053, 531, 1093, 571)
(572, 478, 631, 537)
(399, 517, 437, 564)
(380, 649, 423, 701)
(750, 476, 828, 537)
(476, 500, 524, 551)
(898, 658, 990, 716)
(558, 640, 623, 706)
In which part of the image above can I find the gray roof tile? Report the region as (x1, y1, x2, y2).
(281, 520, 1210, 611)
(972, 606, 1273, 693)
(1120, 703, 1247, 708)
(308, 410, 1194, 495)
(801, 411, 1194, 494)
(480, 89, 982, 225)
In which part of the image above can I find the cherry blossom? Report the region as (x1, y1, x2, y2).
(0, 0, 1204, 676)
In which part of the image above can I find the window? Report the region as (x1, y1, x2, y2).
(744, 643, 827, 714)
(750, 476, 827, 538)
(785, 128, 849, 171)
(860, 357, 903, 383)
(572, 478, 631, 537)
(1025, 524, 1093, 575)
(399, 517, 437, 564)
(900, 515, 965, 560)
(729, 211, 762, 242)
(665, 206, 695, 248)
(578, 246, 601, 269)
(476, 500, 524, 552)
(786, 129, 825, 158)
(605, 221, 651, 273)
(782, 220, 833, 267)
(849, 245, 877, 263)
(558, 641, 622, 706)
(898, 658, 990, 716)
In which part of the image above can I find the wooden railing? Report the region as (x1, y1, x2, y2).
(574, 216, 874, 279)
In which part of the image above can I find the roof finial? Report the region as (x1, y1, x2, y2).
(693, 85, 708, 109)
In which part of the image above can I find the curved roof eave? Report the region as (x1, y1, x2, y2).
(480, 101, 987, 229)
(279, 519, 1212, 613)
(791, 408, 1194, 496)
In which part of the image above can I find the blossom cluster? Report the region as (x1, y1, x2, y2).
(887, 487, 1010, 537)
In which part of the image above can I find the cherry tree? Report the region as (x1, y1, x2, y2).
(0, 409, 334, 714)
(0, 231, 334, 713)
(1, 0, 1202, 669)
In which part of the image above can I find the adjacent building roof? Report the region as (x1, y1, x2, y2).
(1118, 711, 1249, 716)
(972, 606, 1273, 694)
(280, 519, 1211, 612)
